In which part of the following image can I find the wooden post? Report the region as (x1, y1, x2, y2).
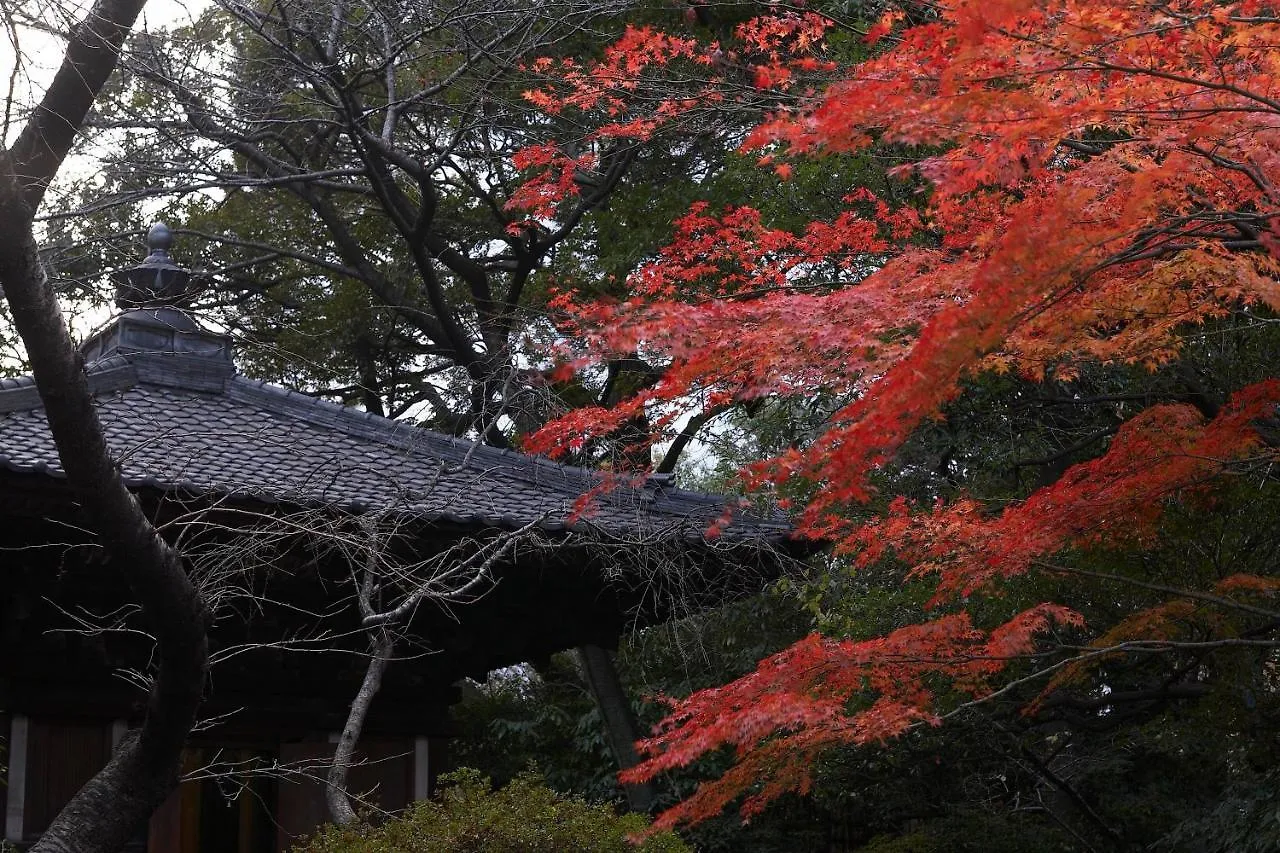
(577, 645, 655, 813)
(4, 713, 28, 843)
(413, 738, 431, 802)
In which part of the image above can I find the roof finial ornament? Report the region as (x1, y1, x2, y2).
(113, 221, 191, 309)
(147, 221, 174, 257)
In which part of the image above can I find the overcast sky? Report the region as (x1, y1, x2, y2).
(0, 0, 205, 148)
(0, 0, 210, 361)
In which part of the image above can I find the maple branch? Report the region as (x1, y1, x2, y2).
(1034, 800, 1103, 853)
(1017, 392, 1199, 409)
(1055, 138, 1109, 157)
(1184, 143, 1280, 206)
(1032, 560, 1280, 621)
(1080, 59, 1280, 116)
(998, 25, 1280, 114)
(1016, 209, 1270, 330)
(1035, 683, 1211, 714)
(1065, 637, 1280, 652)
(1010, 739, 1123, 845)
(1010, 426, 1116, 471)
(938, 635, 1279, 730)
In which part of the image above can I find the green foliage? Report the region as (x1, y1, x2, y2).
(1156, 769, 1280, 853)
(451, 660, 623, 803)
(291, 769, 690, 853)
(855, 810, 1072, 853)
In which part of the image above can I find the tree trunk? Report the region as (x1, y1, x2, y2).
(577, 643, 656, 812)
(0, 169, 209, 853)
(0, 3, 211, 849)
(326, 631, 396, 825)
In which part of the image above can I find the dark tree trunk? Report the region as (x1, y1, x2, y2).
(0, 1, 210, 850)
(0, 165, 210, 853)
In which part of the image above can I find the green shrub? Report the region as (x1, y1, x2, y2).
(293, 769, 691, 853)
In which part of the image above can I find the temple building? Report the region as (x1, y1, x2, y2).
(0, 226, 795, 851)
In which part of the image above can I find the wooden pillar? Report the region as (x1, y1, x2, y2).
(577, 644, 655, 812)
(413, 737, 431, 802)
(4, 713, 27, 843)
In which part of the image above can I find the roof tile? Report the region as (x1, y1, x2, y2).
(0, 353, 791, 544)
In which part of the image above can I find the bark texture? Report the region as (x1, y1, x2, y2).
(0, 0, 210, 849)
(326, 631, 395, 825)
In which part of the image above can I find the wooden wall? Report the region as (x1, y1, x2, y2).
(22, 719, 114, 838)
(2, 717, 138, 848)
(145, 736, 428, 852)
(5, 718, 431, 852)
(273, 737, 415, 851)
(1, 713, 13, 843)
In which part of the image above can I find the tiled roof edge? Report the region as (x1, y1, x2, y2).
(223, 376, 741, 515)
(0, 355, 791, 536)
(0, 357, 138, 414)
(0, 458, 790, 544)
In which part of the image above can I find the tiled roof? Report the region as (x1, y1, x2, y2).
(0, 348, 791, 544)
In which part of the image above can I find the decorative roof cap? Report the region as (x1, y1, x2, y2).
(81, 225, 232, 371)
(112, 222, 191, 309)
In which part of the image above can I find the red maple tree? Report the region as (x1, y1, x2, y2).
(514, 0, 1280, 832)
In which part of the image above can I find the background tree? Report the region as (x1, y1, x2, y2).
(44, 0, 862, 435)
(87, 0, 638, 442)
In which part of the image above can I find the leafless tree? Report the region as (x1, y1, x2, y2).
(320, 512, 548, 824)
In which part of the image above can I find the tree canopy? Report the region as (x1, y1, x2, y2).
(509, 0, 1280, 845)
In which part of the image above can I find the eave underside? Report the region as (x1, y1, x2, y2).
(0, 472, 798, 736)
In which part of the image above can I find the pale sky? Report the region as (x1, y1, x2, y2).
(0, 0, 206, 147)
(0, 0, 210, 359)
